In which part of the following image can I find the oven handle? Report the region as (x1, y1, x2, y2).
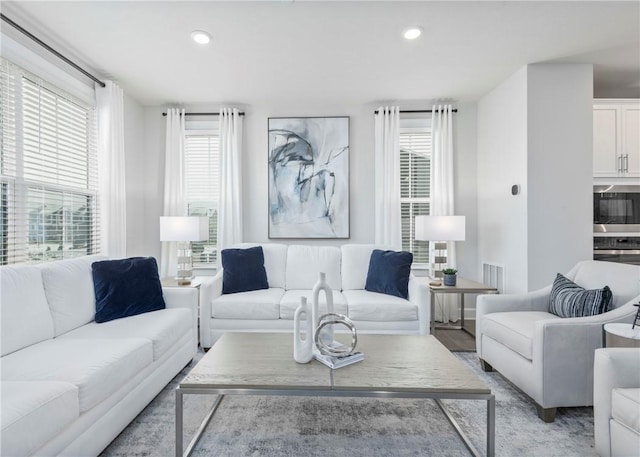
(594, 249, 640, 255)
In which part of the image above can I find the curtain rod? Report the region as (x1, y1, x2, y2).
(161, 112, 245, 117)
(1, 13, 106, 88)
(374, 109, 458, 114)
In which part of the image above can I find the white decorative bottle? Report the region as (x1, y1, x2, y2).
(312, 272, 334, 347)
(293, 296, 313, 363)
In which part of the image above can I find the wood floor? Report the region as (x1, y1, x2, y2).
(433, 320, 476, 352)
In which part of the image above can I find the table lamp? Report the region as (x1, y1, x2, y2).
(414, 215, 465, 279)
(160, 216, 209, 285)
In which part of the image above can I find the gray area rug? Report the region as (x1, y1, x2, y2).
(100, 351, 595, 457)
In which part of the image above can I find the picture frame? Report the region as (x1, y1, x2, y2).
(268, 116, 350, 239)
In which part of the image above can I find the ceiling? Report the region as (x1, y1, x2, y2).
(3, 1, 639, 106)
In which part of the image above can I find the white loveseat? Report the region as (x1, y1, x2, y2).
(199, 244, 429, 349)
(594, 347, 640, 457)
(0, 255, 199, 457)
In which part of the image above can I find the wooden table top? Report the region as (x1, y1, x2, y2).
(181, 333, 490, 395)
(428, 277, 498, 294)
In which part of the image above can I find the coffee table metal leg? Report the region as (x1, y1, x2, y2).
(434, 399, 481, 457)
(487, 395, 495, 457)
(176, 389, 183, 457)
(177, 393, 225, 457)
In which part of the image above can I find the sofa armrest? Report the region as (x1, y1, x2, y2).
(408, 275, 429, 335)
(162, 287, 199, 350)
(199, 271, 223, 349)
(594, 348, 640, 457)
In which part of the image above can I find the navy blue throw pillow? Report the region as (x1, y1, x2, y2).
(222, 246, 269, 294)
(365, 249, 413, 299)
(92, 257, 166, 323)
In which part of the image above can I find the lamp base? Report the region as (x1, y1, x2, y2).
(176, 277, 192, 286)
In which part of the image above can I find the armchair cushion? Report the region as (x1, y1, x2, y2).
(549, 273, 612, 318)
(480, 311, 560, 360)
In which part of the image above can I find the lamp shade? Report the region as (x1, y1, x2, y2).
(159, 216, 209, 242)
(415, 215, 465, 241)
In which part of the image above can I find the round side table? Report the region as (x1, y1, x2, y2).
(604, 323, 640, 348)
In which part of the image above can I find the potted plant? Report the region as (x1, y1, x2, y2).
(442, 268, 458, 286)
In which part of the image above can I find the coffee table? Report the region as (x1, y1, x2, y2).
(176, 333, 495, 456)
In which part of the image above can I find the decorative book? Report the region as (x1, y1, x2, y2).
(313, 351, 364, 369)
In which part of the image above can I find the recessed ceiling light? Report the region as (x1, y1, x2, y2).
(191, 30, 211, 45)
(403, 27, 423, 40)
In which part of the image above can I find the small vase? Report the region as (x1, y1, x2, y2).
(293, 297, 313, 363)
(312, 272, 334, 347)
(444, 274, 457, 286)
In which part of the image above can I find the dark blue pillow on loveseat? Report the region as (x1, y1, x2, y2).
(92, 257, 166, 323)
(365, 249, 413, 299)
(221, 246, 269, 294)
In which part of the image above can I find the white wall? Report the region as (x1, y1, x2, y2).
(477, 67, 529, 293)
(526, 64, 593, 289)
(128, 100, 479, 279)
(477, 64, 593, 293)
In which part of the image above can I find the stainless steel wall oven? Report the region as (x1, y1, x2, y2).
(593, 185, 640, 233)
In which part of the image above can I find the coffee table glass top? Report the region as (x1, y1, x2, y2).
(181, 333, 489, 395)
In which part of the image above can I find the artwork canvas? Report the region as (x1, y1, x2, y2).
(268, 117, 349, 239)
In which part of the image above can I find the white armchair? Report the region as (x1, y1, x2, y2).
(594, 348, 640, 457)
(476, 260, 640, 422)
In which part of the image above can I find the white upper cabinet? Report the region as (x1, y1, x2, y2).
(594, 100, 640, 178)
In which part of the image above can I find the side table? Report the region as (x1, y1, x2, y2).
(162, 276, 207, 348)
(428, 278, 498, 335)
(604, 323, 640, 348)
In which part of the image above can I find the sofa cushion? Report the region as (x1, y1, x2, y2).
(341, 244, 392, 291)
(549, 273, 612, 318)
(480, 311, 560, 361)
(1, 338, 153, 413)
(286, 245, 342, 290)
(364, 249, 413, 299)
(39, 255, 107, 336)
(222, 246, 269, 294)
(92, 257, 166, 323)
(231, 243, 288, 289)
(0, 265, 54, 357)
(343, 290, 417, 321)
(279, 290, 348, 320)
(1, 381, 79, 457)
(612, 387, 640, 433)
(58, 308, 191, 361)
(211, 288, 285, 320)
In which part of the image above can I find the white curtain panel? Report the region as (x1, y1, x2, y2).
(374, 106, 402, 250)
(430, 104, 459, 323)
(217, 108, 243, 267)
(96, 80, 126, 258)
(161, 108, 186, 278)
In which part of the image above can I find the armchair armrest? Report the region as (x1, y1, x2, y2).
(594, 348, 640, 457)
(476, 286, 551, 319)
(533, 298, 640, 409)
(199, 271, 223, 349)
(408, 275, 429, 335)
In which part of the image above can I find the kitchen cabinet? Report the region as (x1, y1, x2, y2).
(594, 100, 640, 178)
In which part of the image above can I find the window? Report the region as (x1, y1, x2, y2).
(400, 127, 431, 265)
(1, 58, 99, 265)
(184, 131, 219, 267)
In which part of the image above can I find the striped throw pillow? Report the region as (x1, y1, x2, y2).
(549, 273, 612, 318)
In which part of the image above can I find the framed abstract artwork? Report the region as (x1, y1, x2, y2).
(268, 116, 350, 239)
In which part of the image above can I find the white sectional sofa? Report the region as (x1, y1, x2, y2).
(199, 244, 429, 349)
(594, 347, 640, 457)
(1, 255, 199, 457)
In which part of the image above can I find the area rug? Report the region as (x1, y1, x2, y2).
(100, 352, 595, 457)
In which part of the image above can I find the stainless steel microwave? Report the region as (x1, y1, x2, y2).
(594, 185, 640, 233)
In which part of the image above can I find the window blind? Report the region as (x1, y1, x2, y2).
(184, 134, 219, 267)
(0, 58, 98, 265)
(400, 131, 431, 264)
